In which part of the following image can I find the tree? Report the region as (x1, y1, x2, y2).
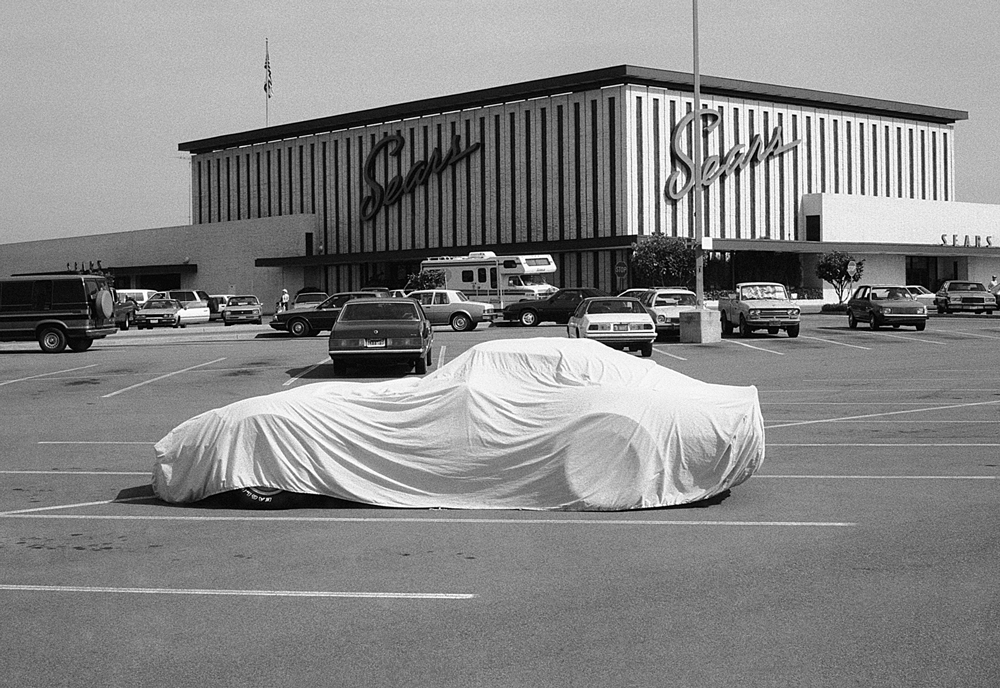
(630, 235, 695, 288)
(404, 269, 446, 291)
(815, 251, 864, 303)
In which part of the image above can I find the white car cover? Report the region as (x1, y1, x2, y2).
(153, 338, 764, 510)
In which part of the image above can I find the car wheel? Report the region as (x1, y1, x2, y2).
(519, 310, 539, 327)
(848, 311, 857, 329)
(640, 342, 653, 357)
(233, 487, 299, 510)
(738, 315, 751, 338)
(786, 324, 800, 338)
(767, 327, 779, 335)
(67, 338, 94, 352)
(915, 321, 926, 331)
(288, 318, 311, 337)
(721, 314, 733, 335)
(414, 356, 428, 374)
(255, 319, 262, 325)
(331, 360, 348, 377)
(120, 313, 130, 331)
(38, 327, 67, 354)
(450, 313, 471, 332)
(869, 312, 880, 330)
(425, 348, 433, 367)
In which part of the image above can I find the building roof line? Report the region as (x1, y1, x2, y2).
(179, 64, 968, 155)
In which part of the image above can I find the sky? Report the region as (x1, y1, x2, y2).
(2, 0, 999, 246)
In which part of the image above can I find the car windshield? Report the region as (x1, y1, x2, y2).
(340, 302, 420, 321)
(587, 299, 646, 314)
(741, 285, 787, 300)
(144, 300, 177, 309)
(908, 286, 932, 295)
(296, 293, 326, 302)
(871, 287, 912, 300)
(228, 297, 259, 306)
(655, 292, 697, 306)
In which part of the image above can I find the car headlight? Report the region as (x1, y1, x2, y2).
(791, 308, 800, 316)
(656, 314, 666, 324)
(918, 306, 926, 314)
(749, 309, 760, 318)
(883, 307, 892, 314)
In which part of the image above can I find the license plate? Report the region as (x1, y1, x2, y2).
(365, 339, 386, 348)
(149, 319, 159, 323)
(613, 324, 628, 331)
(768, 319, 779, 326)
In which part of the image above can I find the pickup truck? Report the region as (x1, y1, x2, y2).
(718, 282, 801, 337)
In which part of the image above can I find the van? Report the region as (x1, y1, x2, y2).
(0, 275, 118, 353)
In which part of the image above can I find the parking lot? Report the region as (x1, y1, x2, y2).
(2, 313, 998, 687)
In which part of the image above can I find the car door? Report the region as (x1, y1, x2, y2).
(414, 292, 445, 325)
(541, 290, 585, 323)
(848, 287, 869, 321)
(311, 294, 353, 330)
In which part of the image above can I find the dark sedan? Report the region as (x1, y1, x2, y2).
(327, 298, 433, 376)
(500, 287, 607, 326)
(847, 285, 928, 331)
(269, 291, 384, 337)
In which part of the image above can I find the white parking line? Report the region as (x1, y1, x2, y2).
(283, 357, 329, 386)
(0, 585, 475, 600)
(653, 347, 687, 361)
(935, 329, 1000, 340)
(436, 345, 447, 367)
(799, 336, 871, 350)
(0, 364, 98, 387)
(37, 441, 154, 445)
(726, 340, 784, 355)
(101, 358, 227, 398)
(868, 331, 946, 344)
(0, 470, 147, 476)
(757, 474, 997, 480)
(765, 398, 1000, 429)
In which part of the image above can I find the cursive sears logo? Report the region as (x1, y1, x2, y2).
(361, 134, 481, 222)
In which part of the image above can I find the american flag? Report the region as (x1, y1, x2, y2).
(264, 40, 272, 99)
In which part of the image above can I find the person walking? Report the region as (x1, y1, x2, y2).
(280, 289, 290, 311)
(988, 275, 998, 292)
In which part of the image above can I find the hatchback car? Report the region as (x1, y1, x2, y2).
(934, 281, 994, 314)
(327, 298, 433, 376)
(407, 289, 495, 331)
(637, 288, 698, 338)
(221, 295, 263, 325)
(847, 285, 928, 330)
(271, 291, 385, 337)
(134, 299, 184, 329)
(567, 297, 656, 357)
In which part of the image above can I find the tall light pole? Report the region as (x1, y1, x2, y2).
(692, 0, 705, 307)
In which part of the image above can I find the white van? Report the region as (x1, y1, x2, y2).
(117, 289, 157, 307)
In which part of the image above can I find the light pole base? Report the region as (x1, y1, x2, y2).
(679, 309, 722, 344)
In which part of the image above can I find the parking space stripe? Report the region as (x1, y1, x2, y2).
(283, 357, 329, 386)
(101, 358, 227, 398)
(726, 340, 784, 355)
(867, 331, 946, 344)
(933, 329, 1000, 340)
(0, 364, 98, 387)
(0, 585, 475, 600)
(765, 398, 1000, 429)
(0, 513, 857, 526)
(799, 335, 871, 350)
(653, 347, 687, 361)
(757, 474, 997, 480)
(437, 345, 447, 367)
(0, 470, 147, 476)
(38, 441, 154, 445)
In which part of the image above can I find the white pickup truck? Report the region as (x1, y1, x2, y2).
(718, 282, 801, 338)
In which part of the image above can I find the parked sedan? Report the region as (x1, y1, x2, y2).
(134, 299, 184, 329)
(934, 281, 994, 314)
(270, 291, 382, 337)
(408, 289, 495, 331)
(291, 291, 328, 310)
(567, 297, 656, 357)
(500, 287, 607, 326)
(222, 295, 263, 325)
(328, 298, 433, 376)
(637, 287, 698, 338)
(847, 285, 928, 330)
(150, 290, 211, 325)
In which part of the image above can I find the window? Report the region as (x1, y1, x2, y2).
(477, 268, 486, 283)
(805, 215, 821, 242)
(433, 293, 448, 305)
(462, 270, 474, 283)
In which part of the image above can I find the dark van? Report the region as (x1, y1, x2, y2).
(0, 275, 118, 353)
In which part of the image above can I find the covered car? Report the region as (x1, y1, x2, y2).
(152, 338, 764, 511)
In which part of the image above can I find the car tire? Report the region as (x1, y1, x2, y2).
(738, 315, 751, 338)
(786, 324, 800, 338)
(767, 327, 779, 335)
(255, 319, 262, 325)
(425, 349, 433, 367)
(721, 314, 733, 335)
(414, 356, 428, 374)
(288, 318, 311, 337)
(95, 290, 115, 319)
(640, 342, 653, 357)
(450, 313, 472, 332)
(233, 487, 298, 510)
(120, 313, 131, 331)
(915, 321, 926, 331)
(519, 310, 539, 327)
(67, 338, 94, 352)
(848, 311, 858, 329)
(869, 312, 880, 330)
(38, 327, 67, 354)
(331, 360, 348, 377)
